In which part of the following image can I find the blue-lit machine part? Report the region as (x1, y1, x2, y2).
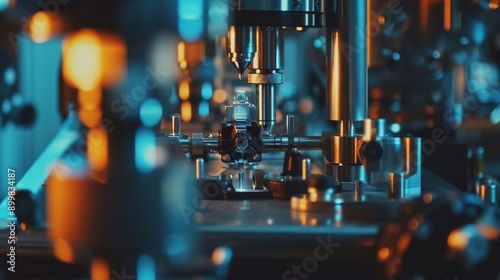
(0, 0, 500, 280)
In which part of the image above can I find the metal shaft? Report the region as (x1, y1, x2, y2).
(226, 26, 257, 79)
(388, 172, 405, 199)
(172, 114, 181, 135)
(196, 158, 204, 180)
(326, 0, 367, 122)
(250, 26, 284, 134)
(257, 84, 277, 133)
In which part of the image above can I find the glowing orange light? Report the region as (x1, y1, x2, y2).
(490, 0, 499, 9)
(29, 12, 51, 43)
(179, 79, 190, 101)
(63, 29, 102, 91)
(91, 258, 110, 280)
(87, 128, 108, 172)
(447, 229, 468, 250)
(478, 224, 500, 240)
(181, 101, 192, 122)
(79, 109, 103, 128)
(78, 89, 102, 111)
(423, 193, 433, 204)
(296, 27, 303, 31)
(378, 247, 390, 261)
(299, 98, 314, 115)
(20, 222, 27, 231)
(213, 89, 228, 104)
(407, 218, 419, 231)
(444, 0, 451, 31)
(178, 41, 187, 69)
(212, 247, 229, 266)
(63, 29, 126, 91)
(53, 238, 75, 264)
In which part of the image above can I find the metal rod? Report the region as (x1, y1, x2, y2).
(257, 84, 277, 133)
(172, 114, 181, 135)
(326, 0, 367, 122)
(388, 172, 405, 199)
(302, 158, 311, 181)
(286, 115, 295, 136)
(172, 136, 323, 154)
(354, 180, 361, 201)
(196, 158, 205, 180)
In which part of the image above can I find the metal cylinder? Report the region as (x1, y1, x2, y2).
(253, 26, 284, 70)
(196, 158, 205, 180)
(226, 26, 257, 78)
(326, 0, 367, 122)
(172, 114, 181, 135)
(302, 158, 311, 181)
(403, 137, 421, 176)
(328, 164, 367, 183)
(286, 115, 295, 136)
(388, 172, 405, 199)
(354, 180, 362, 201)
(257, 84, 277, 133)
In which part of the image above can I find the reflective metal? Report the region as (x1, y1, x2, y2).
(226, 26, 257, 78)
(326, 0, 367, 121)
(234, 0, 324, 13)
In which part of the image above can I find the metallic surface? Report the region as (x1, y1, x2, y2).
(388, 172, 405, 199)
(327, 164, 367, 183)
(253, 27, 284, 70)
(326, 0, 367, 122)
(196, 158, 205, 180)
(234, 0, 324, 13)
(256, 84, 277, 133)
(171, 114, 181, 136)
(226, 26, 257, 78)
(323, 135, 361, 165)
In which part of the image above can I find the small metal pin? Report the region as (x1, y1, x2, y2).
(354, 180, 361, 202)
(172, 114, 181, 135)
(196, 158, 204, 180)
(302, 158, 311, 181)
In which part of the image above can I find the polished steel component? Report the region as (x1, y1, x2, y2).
(238, 162, 245, 189)
(253, 27, 284, 70)
(226, 26, 257, 79)
(403, 137, 421, 197)
(338, 120, 356, 137)
(477, 180, 498, 203)
(196, 158, 205, 180)
(286, 115, 295, 136)
(225, 90, 258, 122)
(326, 0, 367, 122)
(247, 73, 284, 84)
(172, 114, 181, 136)
(302, 158, 311, 181)
(368, 137, 403, 186)
(363, 119, 387, 141)
(388, 172, 405, 199)
(192, 133, 205, 156)
(249, 26, 284, 133)
(262, 136, 323, 151)
(256, 84, 277, 133)
(354, 180, 362, 201)
(323, 135, 361, 165)
(328, 164, 367, 183)
(235, 0, 323, 13)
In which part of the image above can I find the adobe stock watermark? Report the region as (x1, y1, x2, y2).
(7, 0, 72, 53)
(282, 236, 341, 280)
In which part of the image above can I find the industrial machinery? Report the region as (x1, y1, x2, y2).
(0, 0, 500, 279)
